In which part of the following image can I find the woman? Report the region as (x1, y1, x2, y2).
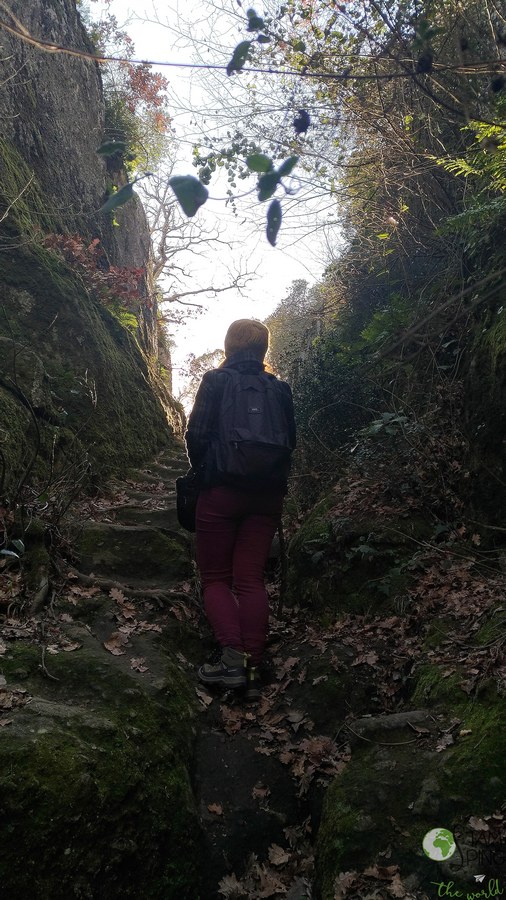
(185, 319, 296, 701)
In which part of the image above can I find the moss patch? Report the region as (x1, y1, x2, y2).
(315, 657, 506, 898)
(0, 245, 179, 491)
(288, 497, 431, 616)
(0, 642, 203, 899)
(76, 522, 192, 580)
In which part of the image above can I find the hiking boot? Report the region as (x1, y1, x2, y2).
(244, 665, 262, 702)
(198, 647, 247, 688)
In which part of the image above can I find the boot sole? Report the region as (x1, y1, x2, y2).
(198, 669, 246, 688)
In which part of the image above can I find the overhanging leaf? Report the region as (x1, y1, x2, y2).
(169, 175, 209, 217)
(278, 155, 299, 178)
(99, 183, 134, 214)
(293, 109, 311, 135)
(226, 40, 252, 76)
(246, 8, 265, 31)
(246, 153, 274, 173)
(266, 198, 282, 246)
(257, 171, 279, 201)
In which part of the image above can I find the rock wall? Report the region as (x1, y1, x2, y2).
(0, 0, 183, 491)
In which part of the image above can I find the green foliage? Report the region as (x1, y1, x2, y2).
(226, 40, 253, 76)
(96, 140, 127, 157)
(246, 153, 273, 173)
(361, 412, 410, 437)
(438, 116, 506, 194)
(103, 94, 141, 174)
(0, 138, 57, 236)
(360, 293, 413, 349)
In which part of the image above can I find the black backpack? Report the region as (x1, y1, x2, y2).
(212, 369, 292, 487)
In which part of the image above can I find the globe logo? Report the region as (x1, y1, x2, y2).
(423, 828, 456, 861)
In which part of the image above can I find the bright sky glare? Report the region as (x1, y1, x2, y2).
(91, 0, 331, 394)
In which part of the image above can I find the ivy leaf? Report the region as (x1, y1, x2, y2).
(246, 8, 265, 31)
(257, 171, 279, 201)
(293, 109, 311, 134)
(169, 175, 209, 217)
(266, 199, 282, 246)
(99, 182, 134, 214)
(96, 140, 127, 157)
(278, 155, 299, 178)
(257, 34, 271, 43)
(246, 153, 274, 173)
(226, 40, 252, 76)
(416, 50, 434, 73)
(292, 40, 306, 52)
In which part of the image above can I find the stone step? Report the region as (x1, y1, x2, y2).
(111, 506, 180, 530)
(121, 469, 180, 487)
(76, 522, 192, 581)
(114, 489, 177, 504)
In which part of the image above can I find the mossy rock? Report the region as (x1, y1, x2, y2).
(288, 498, 431, 616)
(75, 522, 192, 581)
(0, 245, 182, 493)
(0, 642, 203, 899)
(314, 664, 506, 898)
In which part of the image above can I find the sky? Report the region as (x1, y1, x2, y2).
(91, 0, 330, 394)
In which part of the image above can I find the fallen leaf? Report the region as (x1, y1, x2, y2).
(0, 718, 13, 727)
(217, 873, 245, 898)
(195, 687, 213, 707)
(257, 866, 288, 897)
(103, 632, 128, 656)
(333, 870, 358, 899)
(469, 816, 489, 832)
(281, 656, 300, 673)
(387, 873, 407, 897)
(109, 587, 125, 602)
(312, 674, 328, 686)
(279, 750, 294, 765)
(208, 803, 223, 816)
(61, 641, 82, 652)
(351, 651, 379, 667)
(435, 733, 454, 752)
(268, 843, 290, 867)
(130, 657, 149, 673)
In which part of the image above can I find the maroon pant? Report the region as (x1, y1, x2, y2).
(196, 485, 283, 665)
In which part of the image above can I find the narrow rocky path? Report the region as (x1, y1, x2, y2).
(5, 442, 495, 899)
(67, 443, 323, 897)
(61, 443, 437, 899)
